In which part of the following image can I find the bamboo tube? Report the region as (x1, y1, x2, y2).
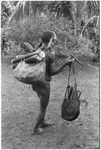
(25, 55, 42, 64)
(11, 63, 18, 69)
(11, 49, 41, 64)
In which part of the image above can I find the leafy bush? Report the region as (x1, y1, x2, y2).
(2, 12, 76, 55)
(2, 8, 99, 62)
(1, 1, 13, 27)
(1, 40, 25, 57)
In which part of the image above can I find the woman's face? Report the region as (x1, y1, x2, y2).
(52, 39, 58, 46)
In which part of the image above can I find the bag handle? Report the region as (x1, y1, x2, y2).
(67, 64, 71, 88)
(72, 64, 77, 87)
(68, 64, 77, 87)
(65, 64, 77, 98)
(65, 64, 71, 98)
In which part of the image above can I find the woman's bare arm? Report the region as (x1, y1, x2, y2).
(55, 51, 69, 59)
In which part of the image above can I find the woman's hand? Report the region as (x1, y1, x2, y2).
(66, 56, 75, 65)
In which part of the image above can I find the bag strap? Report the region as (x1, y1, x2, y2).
(72, 64, 77, 87)
(65, 64, 71, 98)
(67, 64, 77, 87)
(67, 64, 71, 87)
(65, 64, 77, 98)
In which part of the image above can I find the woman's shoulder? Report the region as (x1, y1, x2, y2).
(45, 48, 55, 62)
(49, 50, 55, 63)
(49, 48, 55, 57)
(51, 50, 55, 56)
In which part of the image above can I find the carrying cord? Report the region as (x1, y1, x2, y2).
(67, 64, 71, 88)
(68, 64, 77, 87)
(65, 64, 71, 98)
(72, 63, 77, 87)
(65, 63, 77, 98)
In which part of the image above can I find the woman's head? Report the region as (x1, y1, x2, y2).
(41, 30, 57, 47)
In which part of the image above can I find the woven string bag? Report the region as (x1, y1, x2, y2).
(61, 64, 81, 121)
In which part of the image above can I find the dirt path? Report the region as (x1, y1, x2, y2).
(1, 60, 99, 149)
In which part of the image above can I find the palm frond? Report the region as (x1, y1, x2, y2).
(8, 1, 31, 24)
(9, 1, 22, 24)
(80, 15, 99, 37)
(23, 42, 34, 52)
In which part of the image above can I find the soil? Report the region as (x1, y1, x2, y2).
(1, 57, 100, 149)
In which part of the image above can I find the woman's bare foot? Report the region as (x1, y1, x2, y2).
(40, 120, 54, 128)
(31, 127, 43, 135)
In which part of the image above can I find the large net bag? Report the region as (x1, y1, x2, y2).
(13, 60, 46, 84)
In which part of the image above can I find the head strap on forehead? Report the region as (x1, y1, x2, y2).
(42, 30, 57, 40)
(41, 30, 57, 48)
(51, 31, 57, 40)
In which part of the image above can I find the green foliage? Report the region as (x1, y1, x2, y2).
(1, 1, 100, 62)
(1, 40, 23, 57)
(1, 1, 13, 27)
(4, 12, 77, 54)
(47, 1, 72, 19)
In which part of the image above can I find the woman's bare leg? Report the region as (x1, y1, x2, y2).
(45, 52, 74, 80)
(31, 81, 51, 134)
(51, 58, 73, 76)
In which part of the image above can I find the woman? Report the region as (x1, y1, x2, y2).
(31, 30, 74, 135)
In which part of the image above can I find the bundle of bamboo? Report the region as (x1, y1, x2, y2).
(11, 48, 45, 69)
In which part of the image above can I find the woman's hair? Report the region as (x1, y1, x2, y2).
(42, 30, 57, 46)
(37, 30, 57, 49)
